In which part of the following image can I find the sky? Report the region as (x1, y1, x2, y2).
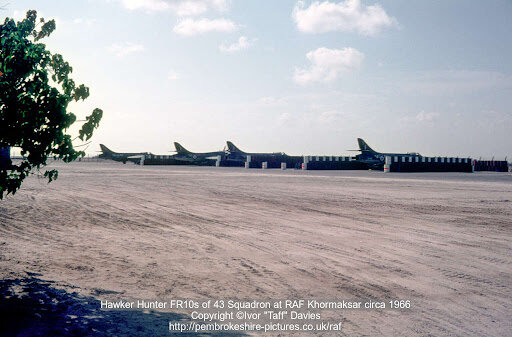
(3, 0, 512, 158)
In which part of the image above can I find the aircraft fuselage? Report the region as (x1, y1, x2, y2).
(172, 151, 225, 162)
(357, 152, 422, 165)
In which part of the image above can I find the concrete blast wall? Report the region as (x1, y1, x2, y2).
(304, 156, 368, 170)
(389, 157, 472, 173)
(473, 160, 508, 172)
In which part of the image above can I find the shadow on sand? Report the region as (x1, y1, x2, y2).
(0, 276, 246, 337)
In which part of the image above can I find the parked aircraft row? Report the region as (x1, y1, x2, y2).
(98, 139, 422, 169)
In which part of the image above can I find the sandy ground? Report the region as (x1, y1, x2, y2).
(1, 161, 511, 336)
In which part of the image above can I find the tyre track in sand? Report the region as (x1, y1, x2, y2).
(1, 162, 511, 336)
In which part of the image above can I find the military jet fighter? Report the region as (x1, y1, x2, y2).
(98, 144, 148, 164)
(172, 142, 225, 163)
(355, 138, 422, 168)
(225, 141, 288, 162)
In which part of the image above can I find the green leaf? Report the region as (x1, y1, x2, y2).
(0, 10, 103, 199)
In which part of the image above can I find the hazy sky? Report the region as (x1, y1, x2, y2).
(3, 0, 512, 158)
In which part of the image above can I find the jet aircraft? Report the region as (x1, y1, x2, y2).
(99, 144, 148, 164)
(172, 142, 225, 163)
(225, 141, 288, 162)
(355, 138, 422, 168)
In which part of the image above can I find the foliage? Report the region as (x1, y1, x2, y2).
(0, 10, 102, 199)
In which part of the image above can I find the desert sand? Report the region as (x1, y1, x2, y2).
(1, 161, 511, 336)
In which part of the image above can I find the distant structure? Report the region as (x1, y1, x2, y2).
(0, 146, 11, 169)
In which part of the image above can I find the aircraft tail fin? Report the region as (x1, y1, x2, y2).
(226, 141, 244, 154)
(174, 142, 190, 154)
(357, 138, 377, 153)
(99, 144, 115, 154)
